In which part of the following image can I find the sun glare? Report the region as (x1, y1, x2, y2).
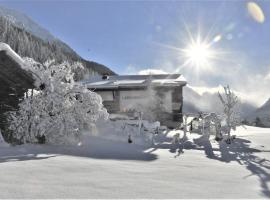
(154, 27, 224, 73)
(183, 39, 213, 68)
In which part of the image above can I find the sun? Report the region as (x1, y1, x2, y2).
(183, 38, 213, 68)
(153, 30, 223, 73)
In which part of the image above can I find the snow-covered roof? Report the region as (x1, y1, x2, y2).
(0, 43, 25, 67)
(0, 43, 34, 85)
(86, 80, 111, 86)
(113, 80, 146, 85)
(82, 74, 187, 89)
(0, 43, 35, 135)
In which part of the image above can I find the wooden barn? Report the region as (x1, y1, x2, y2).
(83, 74, 187, 127)
(0, 43, 35, 141)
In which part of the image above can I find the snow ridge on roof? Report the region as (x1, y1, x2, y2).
(0, 43, 25, 67)
(113, 80, 146, 85)
(83, 74, 187, 89)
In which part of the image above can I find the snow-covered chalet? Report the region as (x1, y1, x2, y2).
(83, 74, 187, 127)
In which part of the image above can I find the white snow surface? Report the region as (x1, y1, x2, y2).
(152, 79, 182, 85)
(86, 80, 110, 86)
(113, 79, 145, 85)
(0, 126, 269, 198)
(138, 69, 167, 75)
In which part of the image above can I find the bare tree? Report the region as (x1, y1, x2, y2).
(218, 85, 239, 143)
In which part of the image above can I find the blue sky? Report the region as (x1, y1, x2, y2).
(1, 0, 270, 104)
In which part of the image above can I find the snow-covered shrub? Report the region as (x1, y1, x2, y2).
(218, 85, 241, 139)
(7, 59, 108, 144)
(94, 118, 161, 146)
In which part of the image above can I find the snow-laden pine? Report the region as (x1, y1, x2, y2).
(7, 59, 108, 144)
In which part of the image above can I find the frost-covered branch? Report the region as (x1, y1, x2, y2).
(7, 59, 108, 144)
(218, 85, 240, 141)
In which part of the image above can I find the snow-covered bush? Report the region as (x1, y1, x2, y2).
(95, 118, 161, 146)
(218, 85, 240, 139)
(7, 59, 108, 144)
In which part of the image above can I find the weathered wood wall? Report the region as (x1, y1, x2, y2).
(95, 85, 184, 128)
(0, 50, 34, 140)
(103, 91, 120, 113)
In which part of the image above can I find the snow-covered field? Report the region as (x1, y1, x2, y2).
(0, 126, 269, 198)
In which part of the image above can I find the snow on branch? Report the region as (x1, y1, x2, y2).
(7, 59, 108, 144)
(218, 85, 240, 140)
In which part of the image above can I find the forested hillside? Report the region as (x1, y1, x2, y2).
(0, 16, 115, 79)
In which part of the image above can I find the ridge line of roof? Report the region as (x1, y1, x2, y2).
(106, 73, 182, 77)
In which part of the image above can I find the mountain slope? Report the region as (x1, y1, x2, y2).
(0, 6, 115, 79)
(256, 98, 270, 114)
(183, 85, 257, 119)
(0, 6, 56, 42)
(250, 98, 270, 127)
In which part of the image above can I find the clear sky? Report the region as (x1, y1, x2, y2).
(0, 0, 269, 105)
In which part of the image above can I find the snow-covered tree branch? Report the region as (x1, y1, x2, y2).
(218, 85, 240, 141)
(7, 59, 108, 144)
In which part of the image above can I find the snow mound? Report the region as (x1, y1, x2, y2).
(89, 119, 163, 146)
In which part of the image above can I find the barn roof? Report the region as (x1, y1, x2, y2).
(0, 43, 35, 135)
(82, 74, 187, 89)
(0, 43, 34, 91)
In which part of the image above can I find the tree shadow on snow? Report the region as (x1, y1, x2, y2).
(49, 136, 158, 161)
(0, 145, 58, 163)
(176, 135, 270, 198)
(0, 154, 57, 163)
(152, 134, 220, 158)
(151, 133, 270, 197)
(0, 136, 157, 163)
(217, 138, 270, 198)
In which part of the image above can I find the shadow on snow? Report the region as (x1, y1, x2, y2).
(0, 136, 157, 163)
(154, 133, 270, 198)
(0, 130, 269, 197)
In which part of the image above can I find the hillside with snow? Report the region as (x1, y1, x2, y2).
(250, 98, 270, 127)
(0, 6, 115, 79)
(183, 85, 270, 127)
(0, 6, 56, 42)
(0, 126, 269, 198)
(183, 85, 259, 120)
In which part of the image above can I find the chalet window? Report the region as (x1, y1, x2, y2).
(98, 91, 114, 101)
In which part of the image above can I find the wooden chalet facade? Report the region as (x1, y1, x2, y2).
(83, 74, 187, 127)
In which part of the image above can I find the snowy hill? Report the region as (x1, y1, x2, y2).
(0, 6, 115, 78)
(183, 85, 257, 118)
(0, 6, 55, 42)
(250, 98, 270, 127)
(0, 6, 77, 56)
(256, 98, 270, 116)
